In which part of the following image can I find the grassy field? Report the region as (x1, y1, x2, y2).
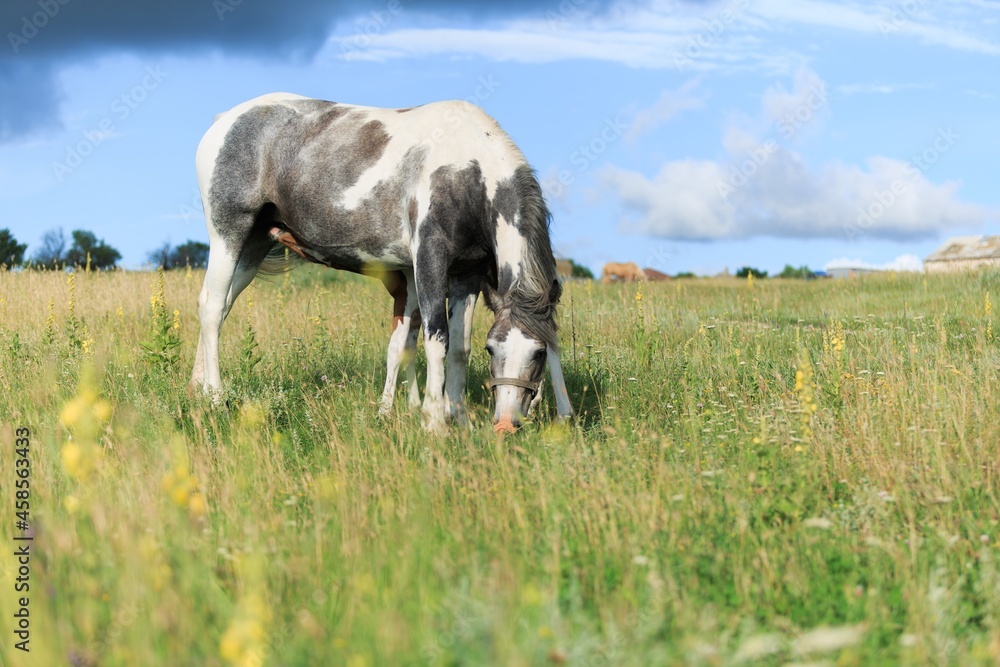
(2, 265, 1000, 666)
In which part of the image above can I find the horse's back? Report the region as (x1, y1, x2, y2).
(198, 94, 526, 270)
(201, 95, 516, 170)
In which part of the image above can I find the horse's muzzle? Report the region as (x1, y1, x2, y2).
(489, 377, 539, 433)
(493, 417, 518, 434)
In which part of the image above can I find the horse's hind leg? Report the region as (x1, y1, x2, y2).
(404, 309, 422, 409)
(444, 274, 479, 424)
(191, 213, 272, 397)
(192, 242, 238, 397)
(379, 269, 421, 415)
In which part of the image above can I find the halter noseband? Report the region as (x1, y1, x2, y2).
(488, 377, 539, 398)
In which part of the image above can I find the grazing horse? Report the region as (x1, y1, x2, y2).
(189, 93, 573, 432)
(601, 261, 647, 284)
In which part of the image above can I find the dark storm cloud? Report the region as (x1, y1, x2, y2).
(0, 58, 59, 140)
(0, 0, 619, 141)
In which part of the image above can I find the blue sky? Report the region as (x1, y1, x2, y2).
(1, 0, 998, 275)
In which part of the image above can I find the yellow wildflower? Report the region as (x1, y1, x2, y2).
(92, 399, 112, 422)
(60, 398, 85, 428)
(188, 493, 208, 516)
(794, 347, 818, 442)
(61, 441, 82, 475)
(59, 365, 111, 482)
(220, 556, 271, 667)
(162, 436, 209, 517)
(63, 495, 81, 514)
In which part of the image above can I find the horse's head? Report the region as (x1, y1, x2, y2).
(482, 277, 561, 433)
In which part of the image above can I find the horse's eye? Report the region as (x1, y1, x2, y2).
(484, 345, 495, 356)
(532, 349, 546, 361)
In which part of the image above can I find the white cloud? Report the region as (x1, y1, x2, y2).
(752, 0, 1000, 56)
(604, 142, 993, 241)
(624, 79, 707, 142)
(837, 83, 932, 96)
(318, 0, 1000, 71)
(964, 89, 1000, 100)
(320, 24, 779, 71)
(824, 254, 924, 272)
(601, 68, 996, 241)
(761, 66, 828, 125)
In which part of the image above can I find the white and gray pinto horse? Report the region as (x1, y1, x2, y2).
(189, 93, 573, 432)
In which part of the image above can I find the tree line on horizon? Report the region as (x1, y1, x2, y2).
(0, 227, 209, 271)
(1, 227, 820, 279)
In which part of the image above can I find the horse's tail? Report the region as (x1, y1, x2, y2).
(257, 243, 302, 275)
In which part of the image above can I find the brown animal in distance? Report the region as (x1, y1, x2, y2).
(601, 261, 647, 284)
(642, 267, 670, 282)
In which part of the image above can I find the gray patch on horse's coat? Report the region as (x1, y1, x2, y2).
(209, 104, 297, 254)
(299, 104, 351, 143)
(355, 120, 391, 163)
(273, 113, 390, 202)
(274, 141, 428, 271)
(413, 161, 493, 338)
(289, 98, 339, 113)
(491, 164, 543, 235)
(496, 263, 515, 295)
(420, 161, 491, 258)
(407, 197, 418, 235)
(488, 316, 512, 343)
(208, 99, 428, 270)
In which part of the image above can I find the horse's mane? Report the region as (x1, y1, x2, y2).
(495, 165, 561, 349)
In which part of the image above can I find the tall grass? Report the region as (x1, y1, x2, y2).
(1, 266, 999, 665)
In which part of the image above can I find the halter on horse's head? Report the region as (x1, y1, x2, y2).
(481, 262, 563, 433)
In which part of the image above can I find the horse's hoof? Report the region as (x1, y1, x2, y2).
(421, 414, 447, 433)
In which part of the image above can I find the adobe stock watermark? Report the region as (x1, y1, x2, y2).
(176, 187, 206, 224)
(339, 0, 407, 57)
(877, 0, 927, 36)
(674, 0, 750, 71)
(51, 65, 168, 182)
(418, 605, 478, 665)
(644, 244, 680, 274)
(545, 0, 587, 31)
(229, 586, 332, 667)
(716, 81, 828, 200)
(844, 127, 958, 242)
(82, 600, 142, 662)
(408, 73, 501, 149)
(542, 114, 630, 200)
(7, 0, 71, 54)
(213, 0, 246, 21)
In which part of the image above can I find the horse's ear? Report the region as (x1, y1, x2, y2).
(549, 278, 563, 305)
(481, 277, 502, 312)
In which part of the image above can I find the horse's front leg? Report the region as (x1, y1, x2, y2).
(444, 274, 479, 425)
(546, 345, 574, 420)
(415, 253, 450, 431)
